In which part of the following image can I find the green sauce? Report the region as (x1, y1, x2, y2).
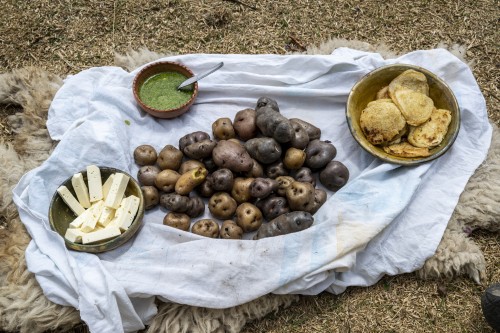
(139, 72, 194, 110)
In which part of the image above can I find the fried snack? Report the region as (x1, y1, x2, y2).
(360, 99, 407, 145)
(388, 69, 429, 97)
(392, 89, 434, 126)
(383, 141, 431, 158)
(407, 108, 452, 148)
(376, 86, 390, 99)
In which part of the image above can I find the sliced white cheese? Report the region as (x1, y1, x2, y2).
(80, 200, 104, 232)
(97, 206, 116, 227)
(81, 225, 121, 244)
(71, 173, 91, 208)
(104, 173, 130, 209)
(111, 195, 140, 231)
(69, 205, 94, 229)
(64, 228, 85, 243)
(87, 165, 103, 202)
(57, 186, 85, 216)
(102, 173, 115, 200)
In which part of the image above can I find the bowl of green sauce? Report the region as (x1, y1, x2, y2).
(133, 61, 198, 119)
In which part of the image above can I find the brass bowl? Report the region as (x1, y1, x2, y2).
(48, 167, 145, 253)
(346, 64, 460, 165)
(132, 61, 199, 119)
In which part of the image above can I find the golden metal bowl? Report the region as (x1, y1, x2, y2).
(48, 166, 144, 253)
(346, 64, 460, 165)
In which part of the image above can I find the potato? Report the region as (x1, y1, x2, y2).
(256, 96, 280, 112)
(220, 220, 243, 239)
(133, 145, 157, 166)
(159, 193, 191, 212)
(255, 105, 294, 143)
(163, 212, 190, 231)
(179, 131, 210, 151)
(210, 168, 234, 192)
(245, 137, 282, 164)
(289, 118, 321, 141)
(265, 161, 289, 179)
(233, 108, 257, 141)
(235, 203, 263, 232)
(245, 159, 264, 178)
(178, 160, 205, 175)
(250, 178, 278, 199)
(202, 157, 218, 172)
(138, 165, 160, 186)
(141, 186, 159, 210)
(285, 181, 315, 211)
(305, 139, 337, 169)
(185, 196, 205, 218)
(253, 211, 314, 239)
(289, 120, 310, 149)
(319, 161, 349, 191)
(283, 147, 306, 170)
(155, 169, 180, 192)
(157, 145, 183, 171)
(291, 167, 316, 187)
(208, 192, 237, 219)
(308, 189, 327, 214)
(275, 176, 295, 196)
(191, 219, 219, 238)
(197, 179, 215, 198)
(231, 177, 254, 204)
(212, 140, 254, 173)
(175, 167, 208, 195)
(212, 117, 236, 140)
(183, 139, 217, 160)
(256, 195, 290, 221)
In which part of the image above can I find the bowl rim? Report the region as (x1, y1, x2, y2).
(48, 166, 145, 253)
(345, 63, 461, 166)
(132, 60, 199, 115)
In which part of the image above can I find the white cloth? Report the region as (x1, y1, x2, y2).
(13, 48, 492, 333)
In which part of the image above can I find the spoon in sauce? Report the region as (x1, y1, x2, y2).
(178, 62, 224, 90)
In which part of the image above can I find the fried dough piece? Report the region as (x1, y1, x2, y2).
(388, 69, 429, 97)
(360, 99, 407, 145)
(407, 108, 452, 148)
(383, 141, 431, 158)
(392, 89, 434, 126)
(376, 86, 390, 99)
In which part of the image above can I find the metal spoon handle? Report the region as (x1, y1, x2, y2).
(178, 62, 224, 89)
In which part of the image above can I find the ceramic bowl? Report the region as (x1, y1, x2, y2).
(48, 166, 144, 253)
(132, 61, 199, 119)
(346, 64, 460, 165)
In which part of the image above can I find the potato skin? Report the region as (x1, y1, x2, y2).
(175, 167, 208, 195)
(289, 118, 321, 141)
(141, 186, 160, 210)
(185, 196, 205, 218)
(134, 145, 158, 166)
(255, 106, 294, 143)
(235, 203, 263, 232)
(155, 169, 180, 192)
(285, 181, 315, 211)
(179, 131, 210, 151)
(289, 120, 310, 149)
(212, 117, 236, 140)
(250, 178, 278, 199)
(163, 212, 190, 231)
(245, 159, 264, 178)
(209, 192, 237, 219)
(138, 165, 160, 186)
(233, 108, 257, 141)
(256, 195, 290, 221)
(307, 189, 327, 214)
(191, 219, 219, 238)
(210, 168, 234, 192)
(256, 96, 280, 112)
(275, 176, 295, 197)
(265, 161, 289, 179)
(245, 137, 282, 164)
(305, 139, 337, 169)
(183, 139, 217, 160)
(179, 160, 205, 175)
(160, 193, 191, 212)
(231, 177, 255, 204)
(291, 167, 316, 187)
(283, 148, 306, 170)
(319, 161, 349, 191)
(220, 220, 243, 239)
(253, 211, 314, 239)
(212, 140, 254, 173)
(157, 145, 183, 171)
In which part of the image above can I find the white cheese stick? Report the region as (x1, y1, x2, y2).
(80, 200, 104, 232)
(104, 173, 130, 209)
(64, 228, 85, 243)
(87, 165, 103, 202)
(71, 173, 91, 208)
(69, 205, 93, 229)
(82, 225, 121, 244)
(57, 186, 85, 216)
(98, 206, 116, 227)
(102, 174, 115, 200)
(111, 195, 140, 231)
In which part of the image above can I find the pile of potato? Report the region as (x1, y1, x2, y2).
(133, 97, 349, 239)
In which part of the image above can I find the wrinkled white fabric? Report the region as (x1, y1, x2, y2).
(13, 48, 492, 333)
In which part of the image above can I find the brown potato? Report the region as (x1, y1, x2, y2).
(308, 189, 327, 214)
(191, 219, 219, 238)
(141, 186, 159, 210)
(233, 108, 257, 141)
(265, 161, 289, 179)
(235, 203, 263, 232)
(291, 167, 316, 187)
(253, 211, 314, 240)
(305, 139, 337, 170)
(256, 195, 290, 221)
(178, 160, 205, 175)
(231, 177, 255, 204)
(155, 169, 180, 192)
(137, 165, 160, 186)
(157, 145, 183, 171)
(289, 118, 321, 141)
(212, 117, 236, 140)
(245, 158, 264, 178)
(212, 140, 254, 173)
(210, 168, 234, 192)
(220, 220, 243, 239)
(163, 212, 190, 231)
(283, 147, 306, 170)
(208, 192, 237, 219)
(276, 176, 295, 196)
(285, 181, 315, 211)
(183, 139, 217, 160)
(319, 161, 349, 191)
(159, 193, 191, 212)
(250, 178, 278, 199)
(175, 167, 208, 195)
(289, 120, 310, 149)
(133, 145, 157, 166)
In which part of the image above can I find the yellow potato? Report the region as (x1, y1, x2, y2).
(175, 167, 208, 195)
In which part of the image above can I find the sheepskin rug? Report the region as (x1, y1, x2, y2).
(0, 40, 498, 333)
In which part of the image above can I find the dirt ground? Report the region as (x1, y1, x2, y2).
(1, 1, 499, 332)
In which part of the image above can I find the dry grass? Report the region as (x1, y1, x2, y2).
(0, 1, 499, 332)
